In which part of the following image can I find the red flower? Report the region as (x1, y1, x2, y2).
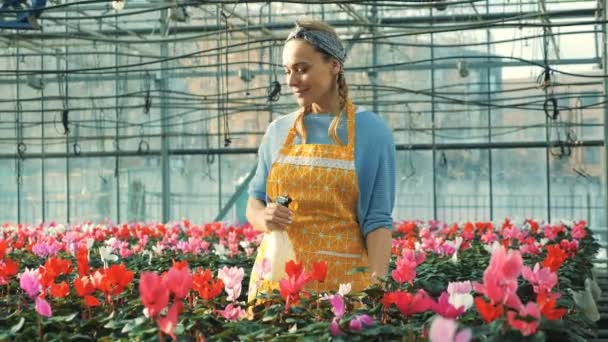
(382, 290, 433, 317)
(192, 269, 224, 301)
(279, 260, 311, 310)
(309, 261, 327, 283)
(74, 275, 96, 297)
(537, 292, 567, 320)
(39, 257, 73, 288)
(0, 239, 7, 259)
(50, 281, 70, 298)
(76, 247, 90, 276)
(474, 297, 503, 323)
(84, 295, 101, 307)
(104, 263, 134, 296)
(543, 245, 568, 272)
(0, 258, 18, 284)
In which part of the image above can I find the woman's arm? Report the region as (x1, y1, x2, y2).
(366, 227, 392, 281)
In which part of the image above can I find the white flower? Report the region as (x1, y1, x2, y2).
(338, 283, 351, 296)
(98, 246, 118, 267)
(152, 243, 164, 256)
(483, 241, 501, 254)
(213, 243, 228, 258)
(449, 237, 463, 265)
(239, 241, 250, 249)
(449, 293, 474, 311)
(539, 238, 549, 247)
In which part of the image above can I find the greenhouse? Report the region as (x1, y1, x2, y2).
(1, 0, 607, 340)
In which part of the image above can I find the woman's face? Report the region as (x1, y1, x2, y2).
(282, 39, 340, 107)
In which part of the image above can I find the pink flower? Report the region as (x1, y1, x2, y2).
(429, 316, 472, 342)
(157, 301, 183, 340)
(543, 225, 558, 240)
(571, 220, 586, 240)
(481, 231, 497, 244)
(139, 272, 169, 318)
(392, 249, 425, 284)
(217, 266, 244, 302)
(474, 246, 523, 310)
(447, 281, 472, 295)
(507, 302, 540, 336)
(329, 294, 345, 319)
(19, 268, 41, 299)
(218, 303, 247, 321)
(165, 265, 192, 300)
(432, 292, 465, 319)
(35, 296, 52, 317)
(349, 314, 373, 331)
(522, 263, 557, 294)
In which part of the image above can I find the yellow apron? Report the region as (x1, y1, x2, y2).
(247, 99, 370, 303)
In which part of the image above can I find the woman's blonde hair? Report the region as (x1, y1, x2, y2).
(290, 18, 349, 145)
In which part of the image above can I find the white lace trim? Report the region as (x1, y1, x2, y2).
(275, 155, 355, 170)
(316, 250, 362, 259)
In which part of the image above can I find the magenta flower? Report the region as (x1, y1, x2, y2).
(329, 318, 342, 336)
(432, 292, 465, 319)
(329, 294, 345, 319)
(349, 314, 374, 331)
(19, 268, 41, 299)
(35, 296, 52, 317)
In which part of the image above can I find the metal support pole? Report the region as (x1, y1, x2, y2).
(430, 8, 438, 220)
(486, 0, 494, 221)
(160, 8, 171, 223)
(602, 0, 608, 267)
(114, 15, 121, 223)
(16, 47, 21, 224)
(371, 6, 379, 115)
(41, 37, 46, 223)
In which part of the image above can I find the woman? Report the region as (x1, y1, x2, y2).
(246, 18, 395, 302)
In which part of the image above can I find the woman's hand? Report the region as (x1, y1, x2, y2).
(262, 202, 293, 232)
(246, 197, 293, 233)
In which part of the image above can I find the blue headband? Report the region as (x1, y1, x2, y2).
(286, 24, 346, 64)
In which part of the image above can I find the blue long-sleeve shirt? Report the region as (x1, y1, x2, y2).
(248, 107, 396, 238)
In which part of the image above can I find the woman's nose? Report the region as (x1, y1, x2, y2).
(287, 73, 299, 87)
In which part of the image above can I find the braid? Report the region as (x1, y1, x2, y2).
(328, 69, 349, 145)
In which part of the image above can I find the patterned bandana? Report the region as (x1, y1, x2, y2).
(286, 24, 346, 64)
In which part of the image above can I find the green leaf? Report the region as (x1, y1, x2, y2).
(121, 316, 147, 333)
(10, 317, 25, 334)
(51, 312, 78, 323)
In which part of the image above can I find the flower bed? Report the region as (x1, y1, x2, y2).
(0, 219, 601, 341)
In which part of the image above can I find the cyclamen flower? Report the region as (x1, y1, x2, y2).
(447, 281, 474, 312)
(429, 316, 471, 342)
(217, 266, 245, 302)
(19, 268, 41, 299)
(522, 263, 557, 294)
